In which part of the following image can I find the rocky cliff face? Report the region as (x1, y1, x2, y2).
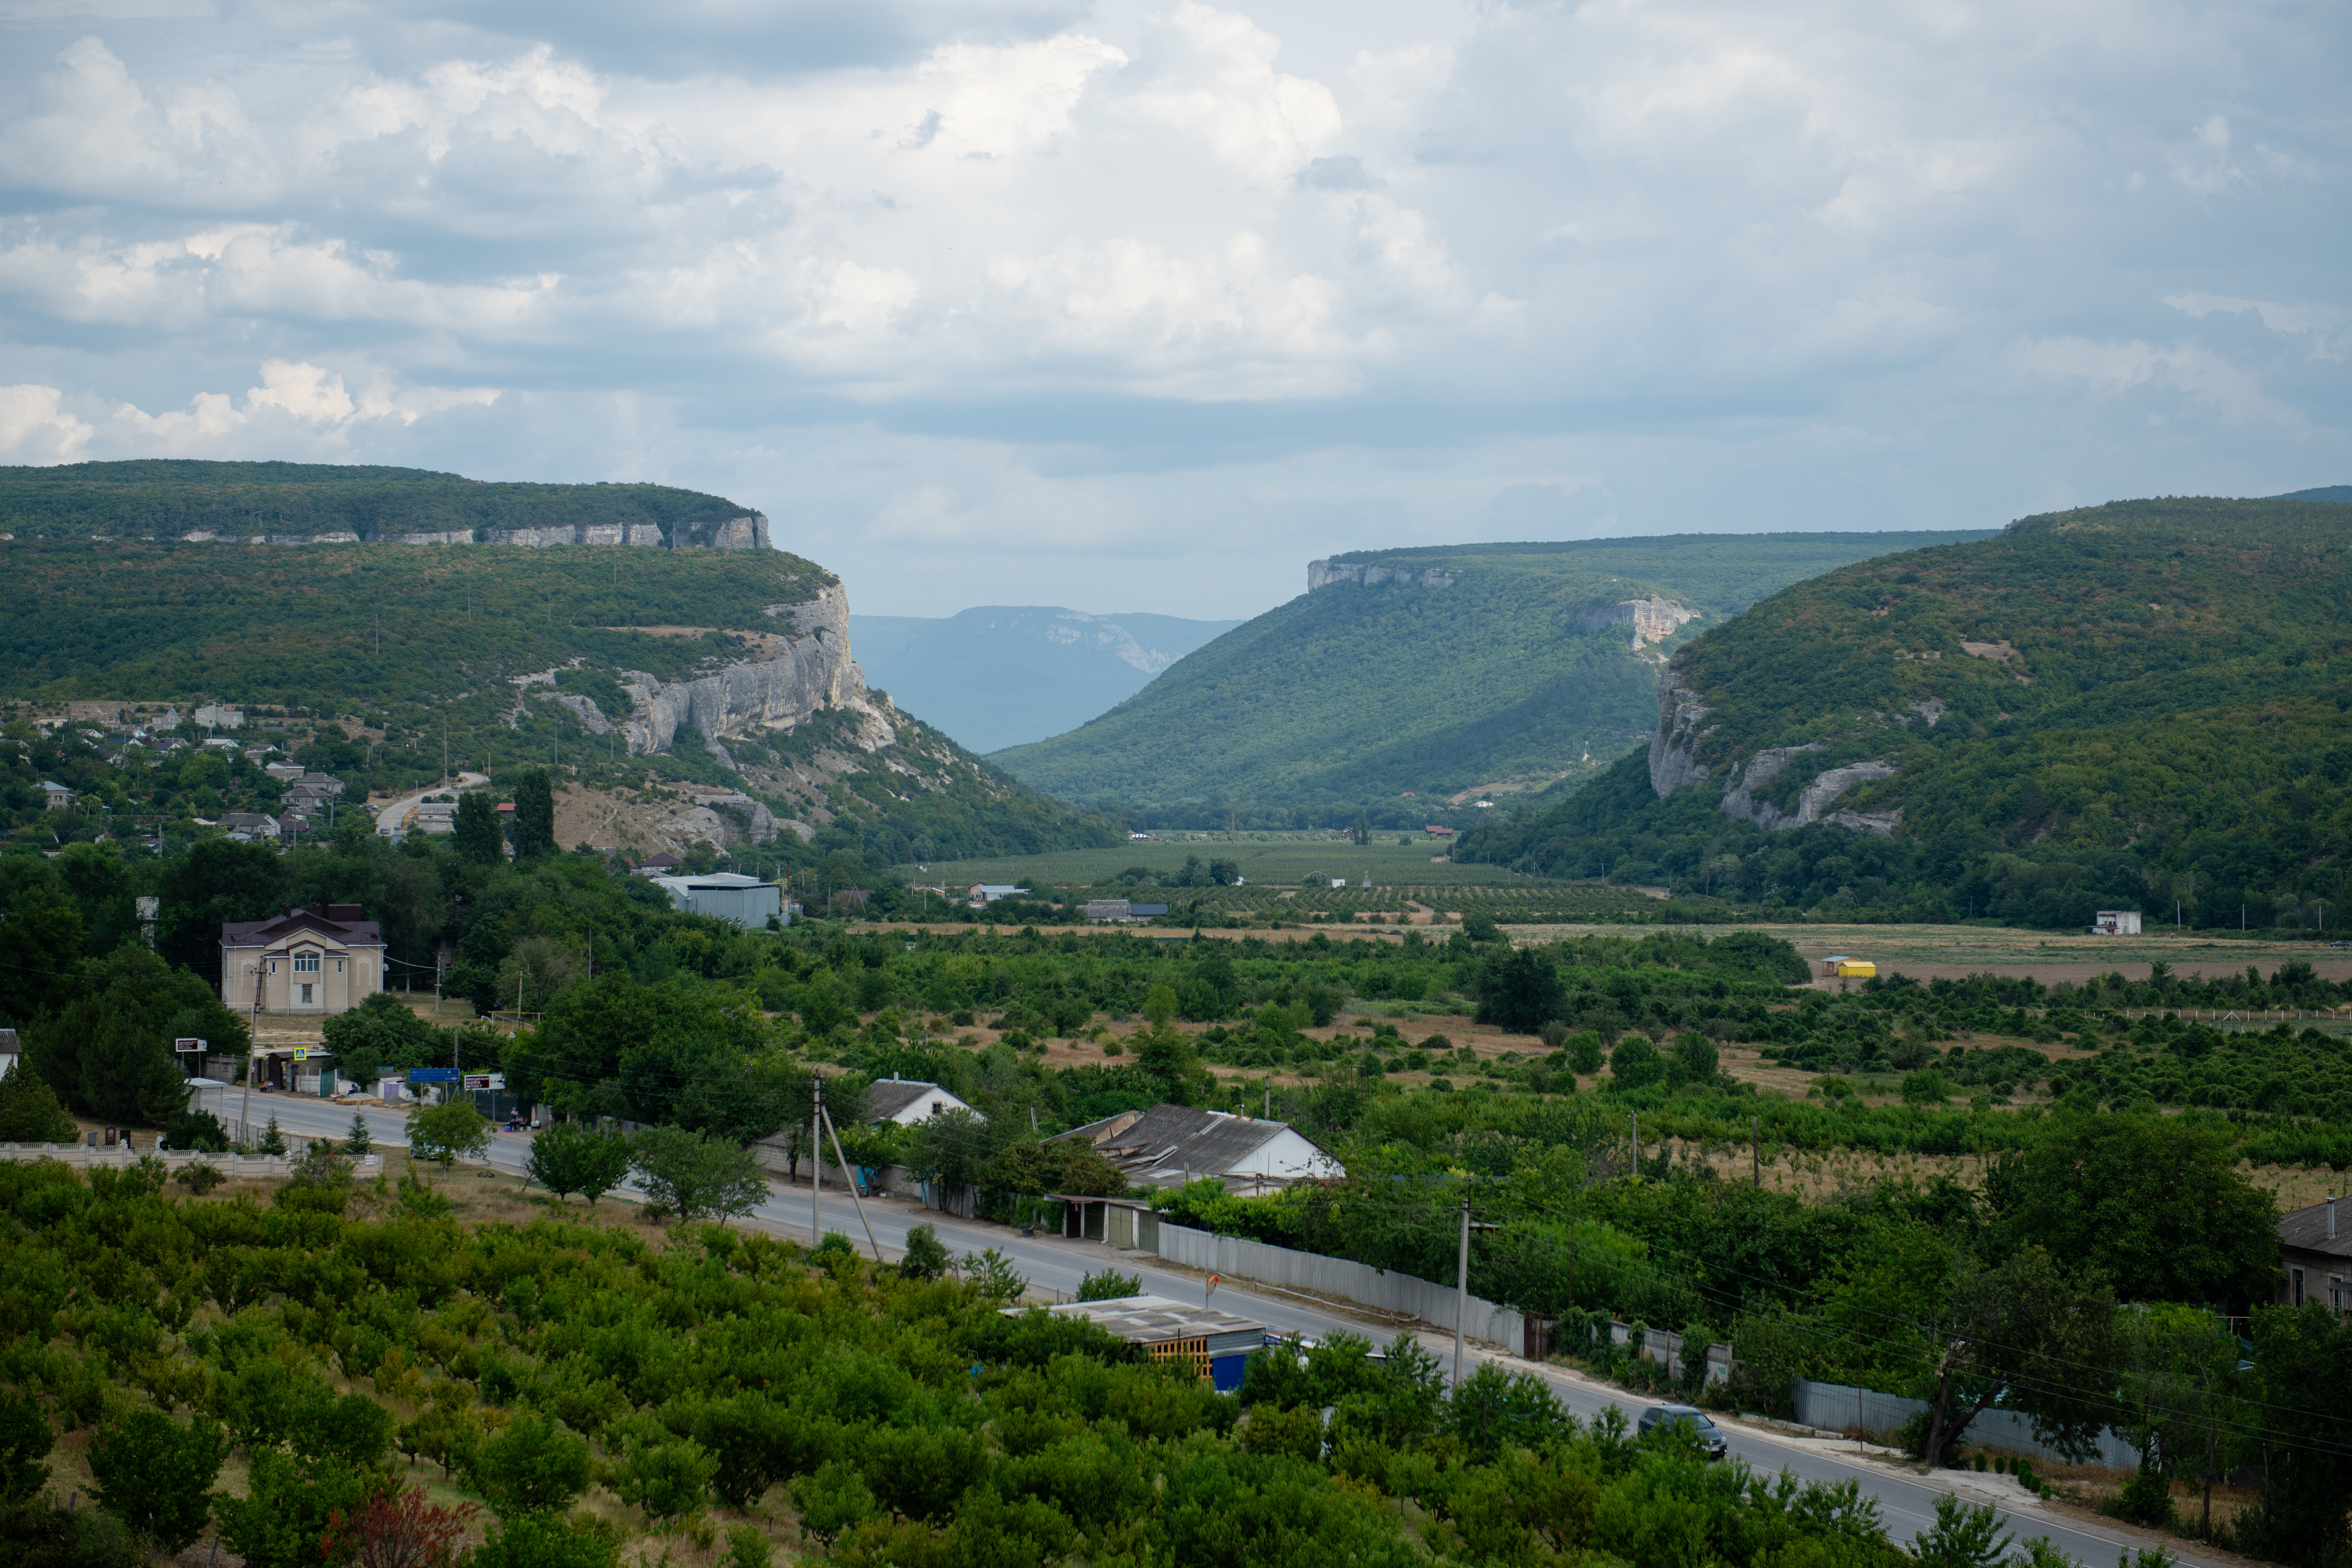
(180, 514, 769, 548)
(1577, 596, 1700, 650)
(1648, 675, 1715, 796)
(1719, 748, 1901, 836)
(1307, 559, 1459, 592)
(1647, 656, 1898, 835)
(616, 584, 888, 758)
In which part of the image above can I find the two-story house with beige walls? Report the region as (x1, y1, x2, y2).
(219, 905, 387, 1016)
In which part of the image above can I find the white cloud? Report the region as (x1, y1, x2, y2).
(2166, 293, 2347, 361)
(0, 384, 94, 462)
(0, 0, 2340, 616)
(2016, 336, 2300, 429)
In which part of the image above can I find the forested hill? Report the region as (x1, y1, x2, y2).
(0, 460, 754, 542)
(990, 531, 1989, 829)
(1, 530, 1120, 869)
(1456, 495, 2352, 930)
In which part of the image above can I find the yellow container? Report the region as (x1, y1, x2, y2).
(1835, 961, 1876, 978)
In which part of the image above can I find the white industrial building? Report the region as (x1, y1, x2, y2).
(645, 872, 786, 929)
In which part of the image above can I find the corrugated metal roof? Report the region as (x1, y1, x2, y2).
(1055, 1103, 1315, 1182)
(1007, 1294, 1263, 1355)
(867, 1080, 947, 1122)
(2280, 1199, 2352, 1260)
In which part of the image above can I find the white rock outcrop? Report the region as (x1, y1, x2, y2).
(1648, 678, 1716, 796)
(618, 584, 893, 758)
(1577, 596, 1700, 650)
(1721, 748, 1901, 836)
(1307, 559, 1458, 592)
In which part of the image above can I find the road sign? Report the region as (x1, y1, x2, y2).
(293, 1048, 311, 1062)
(407, 1068, 460, 1083)
(172, 1037, 206, 1053)
(463, 1073, 505, 1092)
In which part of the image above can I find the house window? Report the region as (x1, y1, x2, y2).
(299, 984, 314, 1004)
(268, 961, 278, 973)
(294, 953, 321, 973)
(2293, 1267, 2306, 1306)
(336, 960, 344, 973)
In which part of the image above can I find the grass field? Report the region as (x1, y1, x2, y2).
(896, 835, 1566, 888)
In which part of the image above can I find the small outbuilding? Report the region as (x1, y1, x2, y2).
(2091, 910, 2142, 935)
(1003, 1295, 1264, 1392)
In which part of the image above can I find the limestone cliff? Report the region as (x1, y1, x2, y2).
(1575, 596, 1700, 650)
(1647, 654, 1898, 836)
(1720, 748, 1901, 837)
(179, 514, 769, 549)
(1648, 675, 1715, 796)
(1307, 559, 1458, 592)
(616, 585, 886, 758)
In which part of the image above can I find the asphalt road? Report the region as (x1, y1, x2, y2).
(240, 1092, 2219, 1568)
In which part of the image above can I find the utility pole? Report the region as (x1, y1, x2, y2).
(1752, 1114, 1760, 1187)
(819, 1100, 882, 1260)
(1453, 1195, 1471, 1388)
(1629, 1112, 1638, 1176)
(810, 1076, 824, 1246)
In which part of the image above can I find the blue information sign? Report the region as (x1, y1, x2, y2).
(407, 1068, 461, 1083)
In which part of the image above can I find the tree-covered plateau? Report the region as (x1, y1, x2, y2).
(1459, 497, 2352, 931)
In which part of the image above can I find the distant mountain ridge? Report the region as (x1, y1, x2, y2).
(0, 460, 768, 548)
(849, 607, 1240, 754)
(1456, 494, 2352, 930)
(990, 530, 1995, 828)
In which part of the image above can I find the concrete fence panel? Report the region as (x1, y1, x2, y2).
(1791, 1379, 2141, 1468)
(1153, 1225, 1524, 1348)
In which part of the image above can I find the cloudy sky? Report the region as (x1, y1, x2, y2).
(1, 0, 2344, 618)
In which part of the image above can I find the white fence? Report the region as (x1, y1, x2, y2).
(0, 1142, 382, 1178)
(1791, 1378, 2141, 1468)
(1154, 1225, 1525, 1348)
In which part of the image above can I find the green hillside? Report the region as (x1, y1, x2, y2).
(990, 531, 1991, 828)
(0, 459, 749, 542)
(1457, 496, 2352, 930)
(0, 475, 1118, 869)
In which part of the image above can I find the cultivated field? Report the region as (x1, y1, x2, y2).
(898, 836, 1564, 888)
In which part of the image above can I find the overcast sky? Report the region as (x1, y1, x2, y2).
(1, 0, 2344, 618)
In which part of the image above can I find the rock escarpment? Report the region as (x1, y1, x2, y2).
(618, 585, 888, 759)
(1648, 677, 1715, 796)
(1307, 559, 1458, 591)
(179, 515, 768, 548)
(1720, 748, 1901, 836)
(1647, 655, 1900, 836)
(1577, 596, 1700, 650)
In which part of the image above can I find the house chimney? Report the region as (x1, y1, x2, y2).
(2330, 1197, 2339, 1239)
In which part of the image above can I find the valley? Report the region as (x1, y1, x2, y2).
(990, 530, 1993, 828)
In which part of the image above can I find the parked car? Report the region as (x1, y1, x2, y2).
(1638, 1404, 1728, 1460)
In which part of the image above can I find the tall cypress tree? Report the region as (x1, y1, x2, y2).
(510, 768, 556, 859)
(452, 789, 505, 865)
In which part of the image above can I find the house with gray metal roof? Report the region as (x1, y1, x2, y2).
(2280, 1197, 2352, 1311)
(1051, 1103, 1341, 1193)
(865, 1078, 980, 1126)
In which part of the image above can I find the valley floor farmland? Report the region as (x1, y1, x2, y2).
(1496, 921, 2352, 987)
(890, 835, 1563, 888)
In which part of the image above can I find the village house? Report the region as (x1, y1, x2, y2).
(2279, 1197, 2352, 1311)
(219, 904, 387, 1017)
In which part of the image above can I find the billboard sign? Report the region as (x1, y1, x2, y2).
(463, 1073, 505, 1092)
(172, 1037, 206, 1054)
(407, 1068, 460, 1083)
